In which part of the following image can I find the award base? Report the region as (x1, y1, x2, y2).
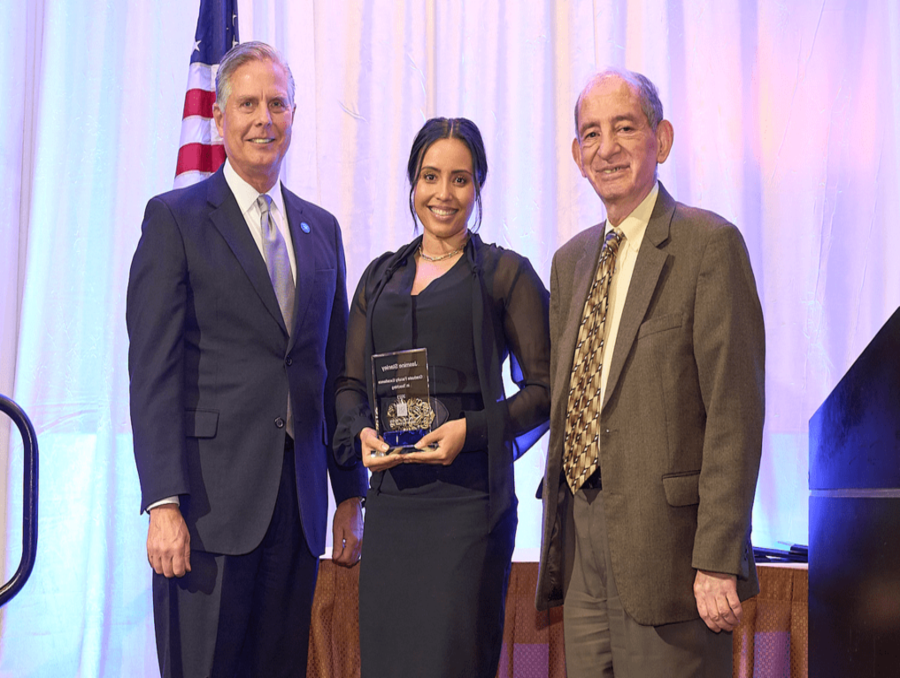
(383, 429, 427, 454)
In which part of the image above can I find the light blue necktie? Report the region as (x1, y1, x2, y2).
(257, 194, 295, 334)
(258, 193, 296, 438)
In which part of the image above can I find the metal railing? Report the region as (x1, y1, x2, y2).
(0, 394, 39, 607)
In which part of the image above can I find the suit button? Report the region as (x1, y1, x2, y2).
(286, 358, 293, 366)
(275, 417, 285, 428)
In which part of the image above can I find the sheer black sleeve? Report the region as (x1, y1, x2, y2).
(333, 259, 379, 466)
(492, 251, 552, 459)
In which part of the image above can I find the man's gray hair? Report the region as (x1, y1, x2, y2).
(215, 41, 296, 110)
(574, 68, 664, 136)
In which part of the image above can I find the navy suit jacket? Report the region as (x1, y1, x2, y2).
(127, 166, 367, 557)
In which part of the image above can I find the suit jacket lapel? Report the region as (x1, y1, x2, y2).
(602, 184, 676, 408)
(282, 187, 314, 352)
(207, 168, 288, 333)
(555, 224, 605, 401)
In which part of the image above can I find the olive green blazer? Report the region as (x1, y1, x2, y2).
(536, 183, 765, 625)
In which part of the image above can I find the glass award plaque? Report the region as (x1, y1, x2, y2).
(371, 348, 435, 454)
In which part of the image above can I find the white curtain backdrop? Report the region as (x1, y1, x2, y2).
(2, 0, 898, 675)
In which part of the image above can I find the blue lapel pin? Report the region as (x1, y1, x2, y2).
(300, 222, 310, 233)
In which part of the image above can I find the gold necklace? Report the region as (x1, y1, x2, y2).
(417, 244, 463, 262)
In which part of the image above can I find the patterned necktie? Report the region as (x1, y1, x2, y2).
(257, 194, 295, 334)
(563, 228, 623, 493)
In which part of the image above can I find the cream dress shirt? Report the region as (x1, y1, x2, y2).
(598, 181, 660, 406)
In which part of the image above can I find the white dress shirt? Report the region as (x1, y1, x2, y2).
(223, 159, 297, 282)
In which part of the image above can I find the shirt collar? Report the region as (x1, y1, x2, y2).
(223, 159, 286, 218)
(606, 181, 659, 253)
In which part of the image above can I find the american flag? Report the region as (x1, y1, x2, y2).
(174, 0, 239, 188)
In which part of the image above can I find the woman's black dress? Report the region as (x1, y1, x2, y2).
(334, 236, 550, 678)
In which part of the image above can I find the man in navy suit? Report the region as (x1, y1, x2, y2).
(127, 41, 367, 677)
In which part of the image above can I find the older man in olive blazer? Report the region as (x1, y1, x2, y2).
(536, 68, 765, 676)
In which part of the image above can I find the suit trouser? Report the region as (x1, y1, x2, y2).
(563, 488, 732, 678)
(153, 439, 319, 678)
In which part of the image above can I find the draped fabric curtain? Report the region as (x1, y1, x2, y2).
(1, 0, 898, 675)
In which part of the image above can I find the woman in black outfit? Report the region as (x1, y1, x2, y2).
(334, 117, 550, 677)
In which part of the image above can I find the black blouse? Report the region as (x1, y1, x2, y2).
(334, 233, 551, 523)
(371, 253, 479, 399)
